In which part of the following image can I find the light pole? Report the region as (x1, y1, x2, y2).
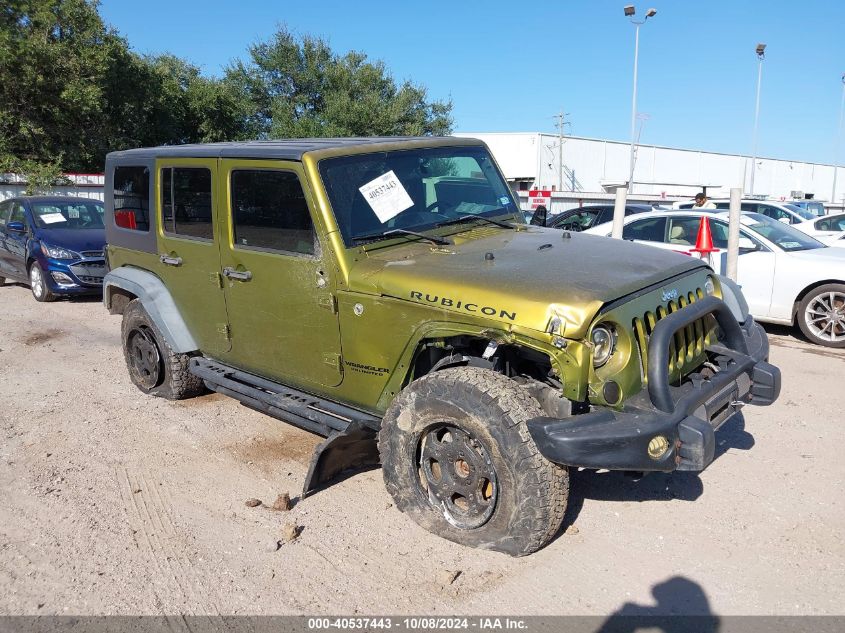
(625, 5, 657, 192)
(831, 74, 845, 205)
(749, 43, 766, 195)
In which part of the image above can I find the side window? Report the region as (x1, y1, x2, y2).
(623, 217, 666, 242)
(161, 167, 213, 241)
(230, 170, 315, 255)
(0, 201, 11, 228)
(707, 221, 730, 249)
(553, 208, 599, 231)
(10, 202, 26, 224)
(667, 217, 707, 246)
(113, 166, 150, 231)
(740, 203, 759, 213)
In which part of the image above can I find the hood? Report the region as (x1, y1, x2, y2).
(788, 245, 845, 264)
(348, 226, 706, 338)
(35, 228, 106, 254)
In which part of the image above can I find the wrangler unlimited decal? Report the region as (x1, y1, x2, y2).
(345, 361, 390, 377)
(410, 291, 517, 321)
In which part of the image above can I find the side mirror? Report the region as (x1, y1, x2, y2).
(778, 217, 790, 224)
(7, 221, 25, 233)
(738, 236, 759, 252)
(530, 205, 547, 227)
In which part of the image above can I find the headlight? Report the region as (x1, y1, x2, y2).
(704, 275, 716, 296)
(40, 243, 80, 260)
(591, 324, 616, 367)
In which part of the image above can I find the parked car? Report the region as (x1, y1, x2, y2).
(673, 198, 815, 226)
(535, 203, 653, 231)
(787, 199, 827, 217)
(0, 196, 106, 302)
(794, 212, 845, 241)
(585, 209, 845, 347)
(102, 138, 777, 555)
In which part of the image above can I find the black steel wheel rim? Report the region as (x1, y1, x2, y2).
(127, 326, 162, 389)
(417, 423, 498, 530)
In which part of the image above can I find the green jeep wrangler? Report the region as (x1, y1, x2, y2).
(103, 137, 780, 556)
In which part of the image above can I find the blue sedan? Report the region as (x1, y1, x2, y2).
(0, 196, 106, 302)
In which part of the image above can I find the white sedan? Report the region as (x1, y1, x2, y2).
(585, 210, 845, 347)
(794, 212, 845, 242)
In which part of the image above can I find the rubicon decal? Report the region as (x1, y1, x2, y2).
(410, 291, 517, 321)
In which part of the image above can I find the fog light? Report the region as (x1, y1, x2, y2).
(647, 435, 670, 460)
(50, 271, 75, 286)
(602, 380, 621, 404)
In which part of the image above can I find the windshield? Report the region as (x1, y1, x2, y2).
(318, 146, 520, 246)
(738, 212, 825, 252)
(791, 206, 815, 221)
(32, 201, 105, 230)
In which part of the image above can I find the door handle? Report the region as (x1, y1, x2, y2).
(159, 254, 183, 266)
(222, 267, 252, 281)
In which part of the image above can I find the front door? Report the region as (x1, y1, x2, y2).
(155, 158, 230, 355)
(2, 202, 31, 279)
(217, 159, 343, 388)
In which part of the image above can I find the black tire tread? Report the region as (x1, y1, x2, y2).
(379, 366, 568, 556)
(121, 299, 204, 400)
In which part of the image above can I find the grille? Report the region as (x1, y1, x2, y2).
(632, 288, 715, 384)
(77, 276, 103, 285)
(80, 251, 104, 259)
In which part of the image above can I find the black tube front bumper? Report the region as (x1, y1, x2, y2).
(527, 296, 781, 472)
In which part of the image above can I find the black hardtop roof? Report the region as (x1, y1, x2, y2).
(106, 136, 482, 161)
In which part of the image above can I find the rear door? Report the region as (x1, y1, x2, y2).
(217, 159, 342, 388)
(155, 159, 230, 355)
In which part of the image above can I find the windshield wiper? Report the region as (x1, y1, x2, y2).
(436, 214, 515, 229)
(352, 228, 452, 246)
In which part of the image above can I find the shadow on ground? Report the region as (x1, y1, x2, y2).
(596, 576, 720, 632)
(561, 412, 753, 533)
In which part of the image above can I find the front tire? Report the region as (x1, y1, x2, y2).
(379, 366, 569, 556)
(121, 299, 204, 399)
(29, 263, 56, 302)
(797, 284, 845, 348)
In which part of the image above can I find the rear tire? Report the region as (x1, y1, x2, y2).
(379, 366, 569, 556)
(121, 299, 204, 399)
(797, 283, 845, 348)
(29, 263, 56, 302)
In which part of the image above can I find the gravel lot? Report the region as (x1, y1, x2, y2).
(0, 282, 842, 616)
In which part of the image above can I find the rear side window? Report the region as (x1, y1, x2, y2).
(161, 167, 213, 241)
(623, 217, 666, 242)
(113, 166, 150, 231)
(230, 170, 315, 255)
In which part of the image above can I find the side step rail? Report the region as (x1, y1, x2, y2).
(189, 357, 381, 495)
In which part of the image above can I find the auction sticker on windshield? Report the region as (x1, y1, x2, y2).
(358, 170, 414, 223)
(39, 213, 66, 224)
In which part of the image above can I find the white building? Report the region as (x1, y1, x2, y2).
(456, 132, 844, 211)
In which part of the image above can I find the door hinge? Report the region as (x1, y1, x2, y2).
(217, 323, 231, 339)
(210, 271, 223, 288)
(318, 294, 338, 314)
(322, 353, 342, 369)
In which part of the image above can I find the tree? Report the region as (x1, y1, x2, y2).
(0, 1, 250, 173)
(0, 0, 128, 171)
(226, 27, 452, 139)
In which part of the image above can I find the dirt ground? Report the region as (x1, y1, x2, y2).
(0, 282, 842, 617)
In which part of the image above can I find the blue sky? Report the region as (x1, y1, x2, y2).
(98, 0, 845, 164)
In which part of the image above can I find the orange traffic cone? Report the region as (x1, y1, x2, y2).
(690, 215, 719, 262)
